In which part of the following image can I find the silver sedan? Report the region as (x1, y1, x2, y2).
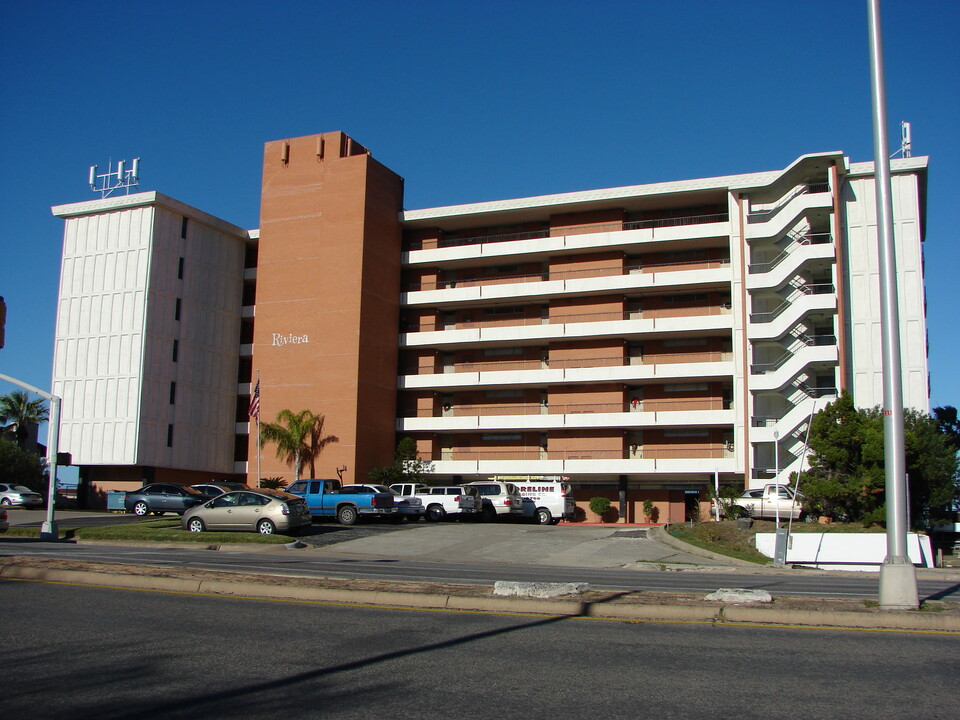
(181, 490, 311, 535)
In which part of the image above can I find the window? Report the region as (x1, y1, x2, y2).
(180, 217, 189, 239)
(172, 339, 179, 362)
(663, 429, 709, 437)
(169, 382, 176, 404)
(483, 305, 524, 316)
(483, 347, 524, 356)
(212, 494, 239, 508)
(662, 293, 707, 304)
(175, 298, 181, 321)
(177, 257, 184, 279)
(663, 337, 707, 347)
(663, 383, 708, 392)
(166, 424, 174, 447)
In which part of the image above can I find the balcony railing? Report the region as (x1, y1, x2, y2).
(749, 284, 835, 324)
(404, 212, 730, 252)
(747, 232, 833, 275)
(405, 255, 731, 292)
(746, 182, 831, 221)
(401, 397, 730, 418)
(405, 305, 730, 333)
(400, 350, 731, 376)
(428, 447, 726, 461)
(750, 334, 837, 374)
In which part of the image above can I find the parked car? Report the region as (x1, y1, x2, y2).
(285, 479, 397, 525)
(181, 489, 311, 535)
(712, 484, 806, 521)
(467, 481, 525, 521)
(124, 483, 208, 516)
(337, 484, 422, 522)
(497, 476, 575, 525)
(389, 483, 482, 522)
(191, 482, 250, 498)
(0, 483, 44, 508)
(387, 488, 425, 521)
(0, 507, 8, 533)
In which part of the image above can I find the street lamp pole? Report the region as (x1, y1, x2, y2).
(0, 372, 60, 540)
(867, 0, 918, 609)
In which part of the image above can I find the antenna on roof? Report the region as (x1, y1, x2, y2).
(88, 158, 141, 198)
(890, 122, 911, 159)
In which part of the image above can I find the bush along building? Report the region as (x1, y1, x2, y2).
(50, 132, 929, 521)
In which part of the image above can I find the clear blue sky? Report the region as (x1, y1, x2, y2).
(2, 0, 958, 416)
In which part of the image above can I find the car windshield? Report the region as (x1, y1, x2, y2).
(368, 485, 391, 493)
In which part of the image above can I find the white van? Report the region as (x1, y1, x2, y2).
(494, 476, 574, 525)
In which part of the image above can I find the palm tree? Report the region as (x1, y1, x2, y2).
(259, 409, 338, 481)
(0, 390, 49, 449)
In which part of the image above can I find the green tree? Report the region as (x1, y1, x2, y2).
(259, 410, 338, 482)
(368, 437, 431, 485)
(0, 390, 48, 449)
(799, 392, 959, 528)
(933, 406, 960, 450)
(0, 436, 46, 493)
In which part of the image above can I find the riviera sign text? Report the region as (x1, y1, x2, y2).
(272, 333, 309, 347)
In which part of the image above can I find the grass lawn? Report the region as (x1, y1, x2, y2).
(2, 518, 292, 544)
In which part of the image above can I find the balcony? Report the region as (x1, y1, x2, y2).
(403, 256, 732, 307)
(399, 353, 734, 391)
(421, 447, 738, 476)
(397, 398, 734, 432)
(405, 213, 730, 252)
(402, 307, 734, 349)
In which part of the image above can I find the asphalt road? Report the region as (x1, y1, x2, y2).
(2, 579, 956, 720)
(3, 539, 959, 601)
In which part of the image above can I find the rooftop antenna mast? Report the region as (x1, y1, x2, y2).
(890, 121, 911, 159)
(89, 158, 141, 198)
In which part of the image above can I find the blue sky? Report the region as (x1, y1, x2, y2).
(2, 0, 958, 418)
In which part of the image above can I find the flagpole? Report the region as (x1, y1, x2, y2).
(256, 369, 261, 488)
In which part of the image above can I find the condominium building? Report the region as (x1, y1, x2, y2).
(50, 131, 929, 520)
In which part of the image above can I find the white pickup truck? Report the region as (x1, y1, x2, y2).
(716, 484, 806, 521)
(389, 483, 482, 522)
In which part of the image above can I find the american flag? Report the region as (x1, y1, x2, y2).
(248, 380, 260, 419)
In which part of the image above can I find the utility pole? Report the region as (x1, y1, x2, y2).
(0, 372, 61, 540)
(867, 0, 919, 610)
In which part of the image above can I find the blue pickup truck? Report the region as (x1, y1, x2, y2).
(284, 479, 397, 525)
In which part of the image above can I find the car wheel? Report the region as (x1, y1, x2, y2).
(187, 518, 205, 533)
(133, 501, 149, 516)
(536, 508, 553, 525)
(337, 505, 358, 526)
(482, 505, 497, 522)
(425, 505, 445, 522)
(0, 498, 11, 506)
(257, 519, 276, 535)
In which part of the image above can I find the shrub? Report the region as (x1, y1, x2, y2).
(589, 496, 611, 519)
(259, 477, 287, 489)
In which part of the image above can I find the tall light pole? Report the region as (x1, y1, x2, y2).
(0, 372, 61, 540)
(867, 0, 918, 610)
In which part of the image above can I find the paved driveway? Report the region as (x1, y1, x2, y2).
(307, 523, 729, 568)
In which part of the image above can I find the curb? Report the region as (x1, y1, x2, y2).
(3, 563, 957, 633)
